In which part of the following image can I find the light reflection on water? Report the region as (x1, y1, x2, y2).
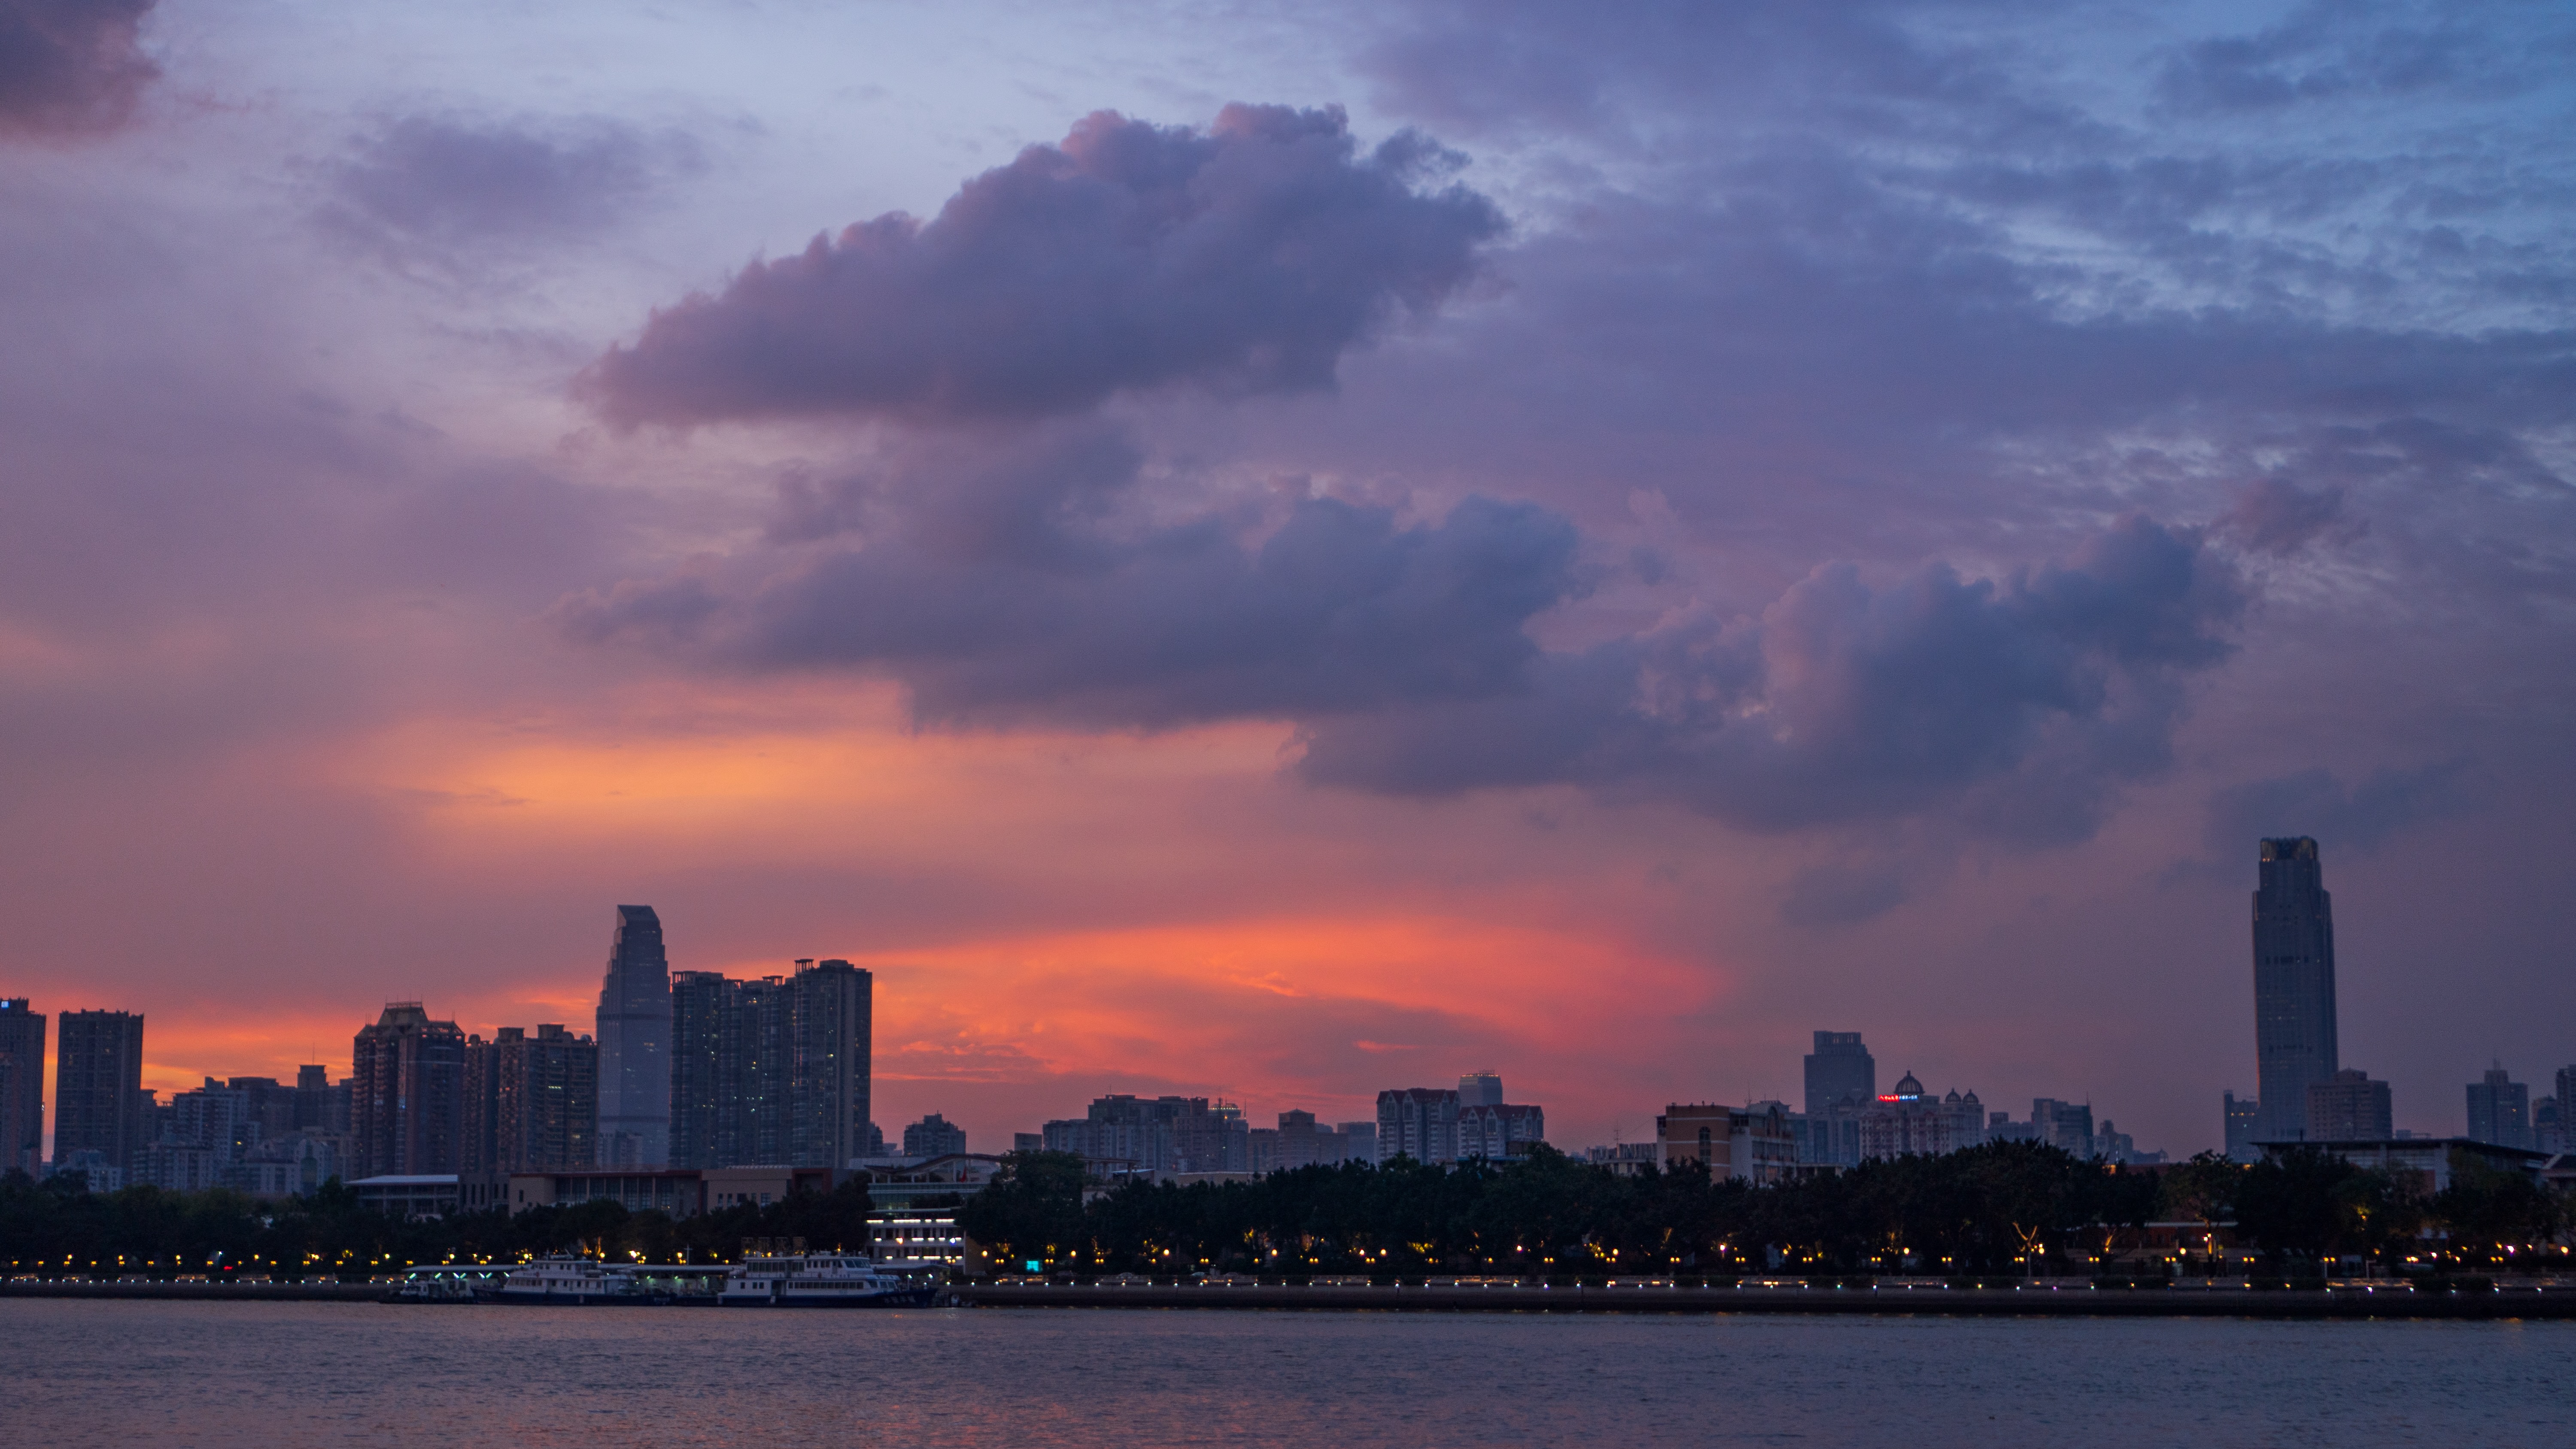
(7, 1299, 2569, 1448)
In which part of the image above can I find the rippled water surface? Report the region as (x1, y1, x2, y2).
(9, 1299, 2570, 1447)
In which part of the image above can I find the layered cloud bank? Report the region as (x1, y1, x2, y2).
(1, 3, 2570, 1156)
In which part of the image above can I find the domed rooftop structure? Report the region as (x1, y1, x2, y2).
(1893, 1071, 1925, 1100)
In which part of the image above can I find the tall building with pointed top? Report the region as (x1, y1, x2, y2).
(595, 905, 673, 1167)
(2251, 837, 2338, 1144)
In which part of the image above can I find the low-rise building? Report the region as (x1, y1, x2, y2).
(869, 1209, 970, 1270)
(1656, 1102, 1795, 1184)
(351, 1174, 462, 1219)
(861, 1152, 1004, 1207)
(501, 1164, 846, 1217)
(2256, 1138, 2550, 1195)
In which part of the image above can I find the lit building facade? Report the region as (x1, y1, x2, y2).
(465, 1024, 599, 1174)
(1854, 1074, 1985, 1160)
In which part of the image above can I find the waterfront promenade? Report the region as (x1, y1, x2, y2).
(957, 1278, 2576, 1319)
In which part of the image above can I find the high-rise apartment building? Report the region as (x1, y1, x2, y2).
(1376, 1087, 1459, 1165)
(902, 1113, 967, 1158)
(2466, 1066, 2531, 1149)
(2306, 1069, 2393, 1140)
(0, 1000, 43, 1176)
(1042, 1094, 1243, 1174)
(667, 958, 872, 1169)
(54, 1009, 146, 1175)
(1853, 1074, 1986, 1159)
(465, 1024, 599, 1174)
(2251, 837, 2338, 1143)
(1804, 1031, 1876, 1116)
(595, 905, 673, 1167)
(350, 1003, 468, 1177)
(787, 959, 872, 1170)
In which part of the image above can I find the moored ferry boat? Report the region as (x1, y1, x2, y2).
(490, 1255, 649, 1305)
(719, 1252, 938, 1307)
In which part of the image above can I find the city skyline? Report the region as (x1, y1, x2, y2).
(1, 3, 2571, 1163)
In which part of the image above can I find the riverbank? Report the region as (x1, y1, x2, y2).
(954, 1279, 2576, 1319)
(2, 1279, 392, 1302)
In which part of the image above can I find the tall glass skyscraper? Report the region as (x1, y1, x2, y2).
(2251, 837, 2338, 1144)
(595, 905, 673, 1166)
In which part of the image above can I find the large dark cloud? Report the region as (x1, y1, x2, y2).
(1297, 516, 2244, 841)
(576, 104, 1504, 427)
(564, 426, 1583, 728)
(0, 0, 154, 138)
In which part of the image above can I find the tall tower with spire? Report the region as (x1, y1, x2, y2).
(595, 905, 672, 1166)
(2251, 837, 2338, 1144)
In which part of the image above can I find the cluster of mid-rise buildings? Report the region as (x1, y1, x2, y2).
(0, 837, 2566, 1212)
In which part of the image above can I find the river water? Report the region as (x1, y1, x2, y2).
(8, 1299, 2569, 1447)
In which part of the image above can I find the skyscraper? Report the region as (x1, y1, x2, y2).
(1804, 1031, 1875, 1116)
(464, 1024, 599, 1173)
(595, 905, 673, 1167)
(2465, 1065, 2532, 1149)
(54, 1010, 146, 1176)
(666, 958, 871, 1169)
(2251, 837, 2338, 1143)
(788, 958, 872, 1169)
(1458, 1071, 1504, 1108)
(0, 1000, 43, 1176)
(350, 1003, 468, 1177)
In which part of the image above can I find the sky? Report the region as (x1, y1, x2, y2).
(3, 0, 2572, 1158)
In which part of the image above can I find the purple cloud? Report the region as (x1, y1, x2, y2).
(1298, 516, 2243, 842)
(563, 425, 1583, 728)
(576, 104, 1504, 427)
(0, 0, 155, 138)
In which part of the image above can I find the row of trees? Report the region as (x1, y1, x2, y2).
(960, 1144, 2570, 1280)
(6, 1142, 2563, 1281)
(0, 1169, 878, 1279)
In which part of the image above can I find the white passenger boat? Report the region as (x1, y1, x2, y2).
(718, 1252, 938, 1307)
(489, 1255, 650, 1305)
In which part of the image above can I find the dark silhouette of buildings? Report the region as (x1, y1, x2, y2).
(1804, 1031, 1875, 1116)
(0, 1000, 43, 1176)
(596, 905, 673, 1167)
(350, 1002, 467, 1177)
(2466, 1064, 2532, 1149)
(902, 1113, 966, 1158)
(465, 1024, 599, 1173)
(2307, 1069, 2394, 1140)
(294, 1063, 350, 1135)
(667, 958, 871, 1169)
(2251, 837, 2338, 1143)
(54, 1009, 146, 1176)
